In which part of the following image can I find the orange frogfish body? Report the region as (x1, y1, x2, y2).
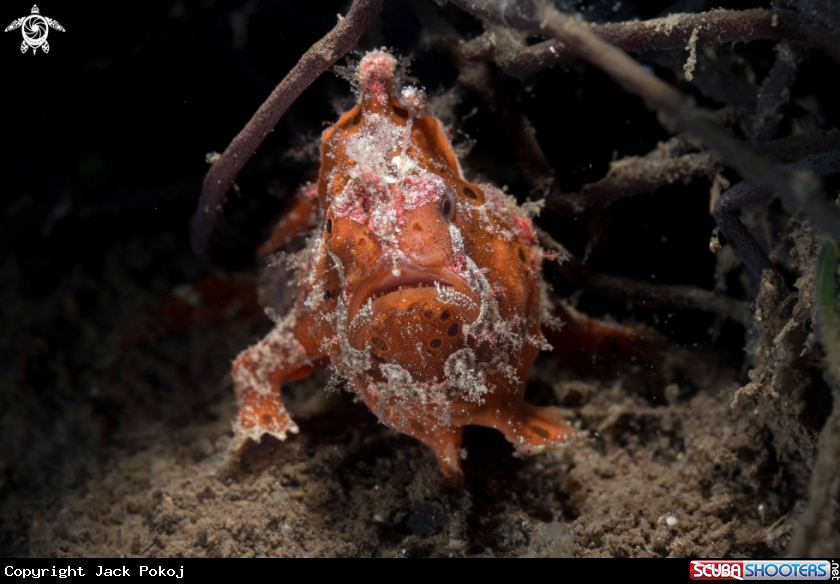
(232, 51, 579, 484)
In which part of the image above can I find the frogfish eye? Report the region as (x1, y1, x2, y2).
(441, 191, 455, 221)
(326, 218, 332, 233)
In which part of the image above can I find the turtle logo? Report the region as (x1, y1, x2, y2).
(5, 5, 64, 54)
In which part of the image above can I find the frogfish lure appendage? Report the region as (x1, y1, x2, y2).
(231, 50, 580, 486)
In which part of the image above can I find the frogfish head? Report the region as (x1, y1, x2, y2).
(316, 51, 487, 380)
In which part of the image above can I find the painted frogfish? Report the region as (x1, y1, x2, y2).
(232, 50, 582, 485)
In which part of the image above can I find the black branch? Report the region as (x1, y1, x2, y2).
(190, 0, 384, 258)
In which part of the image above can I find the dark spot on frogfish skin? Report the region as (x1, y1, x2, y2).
(447, 323, 459, 337)
(462, 186, 477, 199)
(429, 338, 442, 349)
(324, 290, 331, 300)
(440, 310, 451, 321)
(518, 247, 527, 263)
(530, 425, 549, 439)
(371, 337, 388, 351)
(392, 105, 409, 118)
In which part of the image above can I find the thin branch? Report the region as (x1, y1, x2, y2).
(751, 42, 809, 142)
(755, 130, 840, 163)
(537, 228, 752, 325)
(549, 130, 840, 217)
(546, 133, 840, 217)
(450, 0, 840, 245)
(190, 0, 384, 257)
(547, 148, 722, 215)
(460, 32, 494, 62)
(462, 8, 840, 80)
(642, 49, 758, 108)
(713, 149, 840, 279)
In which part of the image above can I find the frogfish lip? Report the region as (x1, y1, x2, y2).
(347, 263, 481, 349)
